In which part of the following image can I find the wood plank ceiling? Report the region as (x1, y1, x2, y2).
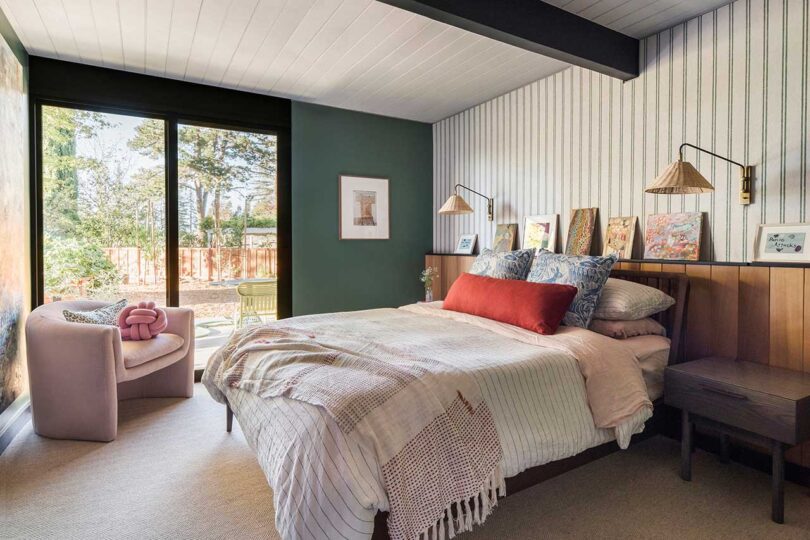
(1, 0, 731, 123)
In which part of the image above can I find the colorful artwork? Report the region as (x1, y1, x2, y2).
(492, 223, 517, 252)
(523, 214, 558, 252)
(565, 208, 598, 256)
(455, 234, 477, 255)
(603, 216, 637, 259)
(0, 38, 27, 414)
(644, 212, 703, 261)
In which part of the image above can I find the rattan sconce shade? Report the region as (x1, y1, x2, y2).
(646, 160, 715, 195)
(438, 194, 474, 215)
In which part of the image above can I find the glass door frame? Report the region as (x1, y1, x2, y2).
(31, 98, 288, 315)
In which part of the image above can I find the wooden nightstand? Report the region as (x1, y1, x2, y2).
(665, 357, 810, 524)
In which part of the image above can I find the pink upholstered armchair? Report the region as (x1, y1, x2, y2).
(25, 301, 195, 442)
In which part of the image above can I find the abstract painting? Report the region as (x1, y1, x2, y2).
(644, 212, 703, 261)
(603, 216, 637, 259)
(565, 208, 597, 256)
(339, 175, 389, 240)
(523, 214, 558, 252)
(492, 224, 517, 252)
(0, 37, 27, 414)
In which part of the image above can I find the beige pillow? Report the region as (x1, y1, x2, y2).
(592, 278, 675, 320)
(589, 317, 666, 339)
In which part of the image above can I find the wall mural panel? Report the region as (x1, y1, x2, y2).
(433, 0, 810, 263)
(0, 35, 27, 414)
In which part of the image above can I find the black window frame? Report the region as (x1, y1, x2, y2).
(29, 57, 292, 325)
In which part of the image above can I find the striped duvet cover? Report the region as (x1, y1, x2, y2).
(203, 304, 651, 540)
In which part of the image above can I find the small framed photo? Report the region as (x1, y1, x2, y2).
(339, 175, 389, 240)
(523, 214, 558, 252)
(753, 223, 810, 262)
(455, 234, 478, 255)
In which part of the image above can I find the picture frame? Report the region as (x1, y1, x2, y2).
(339, 175, 390, 240)
(565, 208, 598, 256)
(643, 212, 702, 261)
(753, 223, 810, 263)
(603, 216, 637, 259)
(492, 223, 518, 252)
(523, 214, 558, 252)
(455, 234, 478, 255)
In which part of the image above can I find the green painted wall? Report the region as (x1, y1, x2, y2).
(291, 102, 432, 316)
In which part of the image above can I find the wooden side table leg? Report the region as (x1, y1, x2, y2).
(681, 410, 692, 481)
(772, 440, 785, 524)
(226, 404, 234, 433)
(719, 433, 730, 463)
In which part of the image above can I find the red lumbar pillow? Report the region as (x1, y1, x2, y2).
(443, 273, 578, 335)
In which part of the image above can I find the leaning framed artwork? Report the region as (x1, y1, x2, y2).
(523, 214, 558, 252)
(492, 223, 518, 252)
(455, 234, 478, 255)
(753, 223, 810, 263)
(603, 216, 637, 259)
(339, 175, 390, 240)
(565, 208, 597, 255)
(644, 212, 702, 261)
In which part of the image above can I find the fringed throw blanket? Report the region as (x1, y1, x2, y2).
(212, 323, 505, 540)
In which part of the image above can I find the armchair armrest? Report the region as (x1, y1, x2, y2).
(163, 307, 194, 345)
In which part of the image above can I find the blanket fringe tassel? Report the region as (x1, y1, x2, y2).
(421, 464, 506, 540)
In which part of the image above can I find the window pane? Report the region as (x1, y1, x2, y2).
(41, 106, 167, 305)
(177, 124, 278, 368)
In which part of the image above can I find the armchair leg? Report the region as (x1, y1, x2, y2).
(226, 404, 233, 433)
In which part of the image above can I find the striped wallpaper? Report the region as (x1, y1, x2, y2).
(433, 0, 810, 262)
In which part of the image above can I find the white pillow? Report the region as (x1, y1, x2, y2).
(592, 278, 674, 320)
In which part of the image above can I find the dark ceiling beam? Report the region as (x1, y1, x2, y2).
(377, 0, 639, 80)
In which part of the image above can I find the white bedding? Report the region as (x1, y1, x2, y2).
(205, 304, 654, 540)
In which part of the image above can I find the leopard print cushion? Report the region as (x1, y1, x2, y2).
(62, 299, 128, 326)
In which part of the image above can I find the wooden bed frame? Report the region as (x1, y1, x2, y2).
(370, 270, 690, 539)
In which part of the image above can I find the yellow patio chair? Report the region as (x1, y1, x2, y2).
(237, 280, 278, 328)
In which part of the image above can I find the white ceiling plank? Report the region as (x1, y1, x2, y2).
(268, 0, 374, 95)
(144, 0, 174, 76)
(163, 0, 203, 77)
(34, 0, 82, 62)
(89, 0, 125, 67)
(61, 0, 105, 66)
(118, 0, 147, 72)
(3, 0, 58, 57)
(183, 0, 233, 82)
(217, 0, 287, 85)
(235, 0, 316, 90)
(253, 0, 346, 92)
(200, 0, 260, 83)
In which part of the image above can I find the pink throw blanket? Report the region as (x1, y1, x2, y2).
(118, 301, 168, 341)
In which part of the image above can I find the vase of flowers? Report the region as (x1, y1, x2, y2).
(420, 267, 439, 302)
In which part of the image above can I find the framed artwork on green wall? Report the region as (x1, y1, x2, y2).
(339, 175, 390, 240)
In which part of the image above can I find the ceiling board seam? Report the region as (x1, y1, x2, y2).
(213, 0, 260, 84)
(230, 0, 292, 87)
(32, 0, 61, 59)
(181, 0, 205, 79)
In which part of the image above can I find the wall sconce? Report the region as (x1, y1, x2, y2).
(646, 143, 753, 205)
(438, 183, 494, 221)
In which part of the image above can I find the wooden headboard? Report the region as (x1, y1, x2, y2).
(611, 270, 689, 365)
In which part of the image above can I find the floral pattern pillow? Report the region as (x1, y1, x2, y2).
(469, 248, 536, 280)
(526, 250, 617, 328)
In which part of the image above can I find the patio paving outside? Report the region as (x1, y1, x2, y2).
(118, 279, 277, 369)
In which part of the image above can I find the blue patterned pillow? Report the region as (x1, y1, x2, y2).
(526, 250, 617, 328)
(469, 248, 536, 280)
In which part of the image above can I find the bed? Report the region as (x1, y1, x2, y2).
(202, 270, 688, 540)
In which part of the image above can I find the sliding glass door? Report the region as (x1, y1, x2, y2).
(177, 123, 278, 367)
(41, 105, 167, 305)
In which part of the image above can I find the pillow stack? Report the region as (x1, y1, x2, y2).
(588, 278, 675, 339)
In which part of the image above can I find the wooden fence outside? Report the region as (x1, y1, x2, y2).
(104, 247, 277, 284)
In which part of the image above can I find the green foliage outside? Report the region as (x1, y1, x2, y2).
(41, 106, 277, 298)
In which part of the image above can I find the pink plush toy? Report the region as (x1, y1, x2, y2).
(118, 301, 168, 341)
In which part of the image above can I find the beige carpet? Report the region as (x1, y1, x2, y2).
(3, 386, 810, 540)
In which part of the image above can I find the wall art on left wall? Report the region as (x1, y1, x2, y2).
(0, 36, 27, 414)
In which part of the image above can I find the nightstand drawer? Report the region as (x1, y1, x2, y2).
(665, 369, 798, 443)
